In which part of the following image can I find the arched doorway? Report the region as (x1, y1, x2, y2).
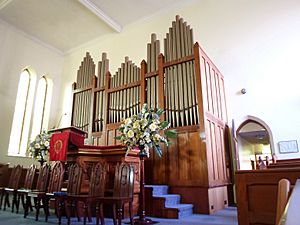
(235, 116, 274, 170)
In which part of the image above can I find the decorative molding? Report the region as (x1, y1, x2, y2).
(78, 0, 122, 33)
(0, 18, 63, 56)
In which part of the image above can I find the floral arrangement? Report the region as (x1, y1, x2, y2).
(28, 130, 52, 160)
(116, 104, 176, 157)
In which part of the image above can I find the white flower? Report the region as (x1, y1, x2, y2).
(154, 133, 161, 141)
(145, 137, 151, 143)
(149, 123, 157, 131)
(133, 121, 140, 129)
(125, 118, 132, 125)
(141, 119, 148, 128)
(34, 143, 41, 149)
(127, 130, 135, 138)
(144, 145, 150, 157)
(44, 141, 49, 147)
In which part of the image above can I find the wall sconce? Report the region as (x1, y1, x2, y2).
(241, 88, 247, 94)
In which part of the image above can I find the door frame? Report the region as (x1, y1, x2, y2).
(233, 115, 274, 170)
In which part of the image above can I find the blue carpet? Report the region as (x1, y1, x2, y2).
(0, 207, 237, 225)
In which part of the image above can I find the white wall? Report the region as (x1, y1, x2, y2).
(59, 0, 300, 160)
(0, 20, 64, 167)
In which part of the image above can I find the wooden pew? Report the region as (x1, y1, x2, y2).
(278, 179, 300, 225)
(276, 158, 300, 164)
(267, 158, 300, 169)
(236, 168, 300, 225)
(268, 162, 300, 169)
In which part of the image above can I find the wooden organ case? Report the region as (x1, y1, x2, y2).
(70, 16, 230, 215)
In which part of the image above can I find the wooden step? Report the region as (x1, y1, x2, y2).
(145, 185, 193, 219)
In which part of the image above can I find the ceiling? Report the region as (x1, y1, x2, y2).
(0, 0, 188, 54)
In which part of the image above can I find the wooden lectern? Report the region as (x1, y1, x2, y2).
(49, 126, 86, 161)
(50, 127, 141, 216)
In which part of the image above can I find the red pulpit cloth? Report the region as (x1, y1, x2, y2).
(49, 132, 70, 161)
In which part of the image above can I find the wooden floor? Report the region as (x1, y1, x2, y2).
(0, 207, 237, 225)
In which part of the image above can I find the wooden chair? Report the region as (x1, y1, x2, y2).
(0, 164, 15, 210)
(1, 164, 23, 212)
(276, 178, 291, 225)
(96, 162, 135, 225)
(24, 161, 65, 221)
(66, 162, 107, 225)
(15, 164, 37, 213)
(23, 164, 50, 218)
(44, 161, 65, 221)
(0, 164, 12, 210)
(0, 163, 9, 187)
(55, 163, 83, 225)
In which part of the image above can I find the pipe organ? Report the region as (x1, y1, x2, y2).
(71, 16, 230, 214)
(94, 53, 108, 133)
(72, 53, 95, 134)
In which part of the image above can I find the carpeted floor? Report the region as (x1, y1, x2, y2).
(0, 207, 237, 225)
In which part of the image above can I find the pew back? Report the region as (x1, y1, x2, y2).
(236, 168, 300, 225)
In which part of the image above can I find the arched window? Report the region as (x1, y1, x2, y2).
(31, 76, 53, 139)
(8, 69, 36, 156)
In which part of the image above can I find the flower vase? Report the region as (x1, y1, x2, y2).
(38, 153, 45, 167)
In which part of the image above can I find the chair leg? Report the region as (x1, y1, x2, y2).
(129, 201, 133, 225)
(65, 199, 71, 225)
(96, 203, 99, 225)
(11, 192, 17, 213)
(113, 203, 117, 225)
(96, 203, 105, 225)
(56, 197, 64, 225)
(35, 197, 41, 221)
(87, 202, 92, 223)
(4, 192, 9, 210)
(116, 203, 123, 225)
(21, 194, 26, 213)
(16, 193, 20, 213)
(83, 202, 88, 225)
(0, 191, 3, 210)
(44, 197, 50, 222)
(29, 197, 33, 212)
(100, 204, 105, 225)
(76, 201, 81, 222)
(24, 196, 30, 218)
(17, 193, 25, 214)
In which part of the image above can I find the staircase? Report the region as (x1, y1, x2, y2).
(145, 185, 193, 219)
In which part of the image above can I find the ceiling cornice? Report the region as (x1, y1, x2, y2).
(0, 0, 13, 10)
(0, 18, 64, 56)
(78, 0, 122, 33)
